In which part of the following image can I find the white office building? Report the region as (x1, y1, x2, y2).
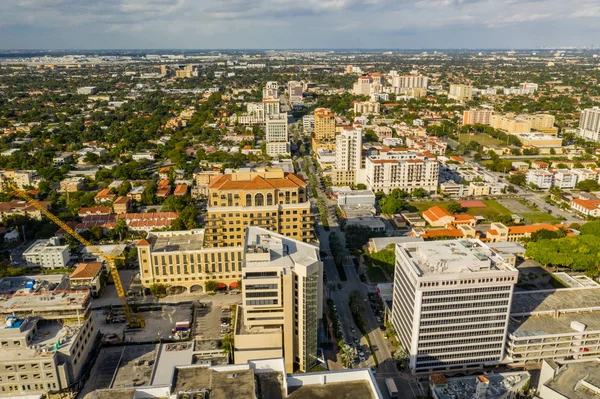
(302, 115, 315, 133)
(391, 239, 518, 374)
(23, 238, 70, 269)
(365, 149, 439, 194)
(578, 106, 600, 142)
(265, 114, 290, 157)
(287, 81, 303, 103)
(392, 75, 429, 89)
(526, 170, 554, 189)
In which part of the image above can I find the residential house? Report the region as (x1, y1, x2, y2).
(70, 262, 104, 296)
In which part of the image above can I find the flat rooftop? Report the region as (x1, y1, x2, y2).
(545, 360, 600, 399)
(432, 372, 530, 399)
(245, 227, 319, 269)
(148, 231, 206, 252)
(288, 381, 375, 399)
(399, 239, 515, 276)
(0, 275, 67, 295)
(151, 342, 194, 386)
(0, 290, 89, 316)
(172, 366, 256, 399)
(511, 287, 600, 316)
(509, 311, 600, 338)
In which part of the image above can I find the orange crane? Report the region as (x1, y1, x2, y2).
(9, 184, 145, 328)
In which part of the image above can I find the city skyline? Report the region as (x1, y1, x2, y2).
(1, 0, 600, 49)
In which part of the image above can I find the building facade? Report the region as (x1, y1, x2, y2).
(448, 84, 473, 102)
(23, 238, 69, 269)
(332, 127, 363, 186)
(234, 227, 322, 373)
(265, 114, 290, 157)
(391, 239, 518, 374)
(204, 168, 312, 248)
(365, 150, 439, 194)
(462, 109, 494, 126)
(312, 108, 337, 151)
(578, 106, 600, 142)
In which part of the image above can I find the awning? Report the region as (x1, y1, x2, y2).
(217, 282, 227, 289)
(229, 281, 239, 289)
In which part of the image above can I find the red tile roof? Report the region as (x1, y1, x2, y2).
(71, 262, 103, 280)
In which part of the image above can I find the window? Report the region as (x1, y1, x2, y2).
(255, 193, 264, 206)
(267, 193, 273, 205)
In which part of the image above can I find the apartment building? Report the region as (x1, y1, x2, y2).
(204, 168, 312, 248)
(521, 114, 556, 133)
(353, 76, 372, 96)
(392, 75, 429, 89)
(234, 227, 322, 373)
(0, 200, 50, 221)
(302, 115, 315, 133)
(59, 177, 85, 193)
(490, 114, 531, 134)
(0, 170, 41, 192)
(70, 262, 104, 296)
(287, 81, 303, 103)
(263, 81, 279, 100)
(0, 276, 96, 397)
(365, 150, 439, 194)
(23, 238, 69, 269)
(311, 108, 336, 151)
(137, 229, 243, 291)
(526, 170, 554, 189)
(353, 100, 380, 115)
(263, 98, 280, 118)
(391, 239, 518, 374)
(578, 106, 600, 142)
(265, 114, 290, 157)
(462, 109, 494, 126)
(448, 84, 473, 102)
(332, 127, 363, 186)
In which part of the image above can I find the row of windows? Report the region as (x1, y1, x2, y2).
(421, 307, 509, 319)
(246, 291, 278, 298)
(422, 292, 510, 304)
(421, 277, 512, 288)
(415, 357, 498, 370)
(420, 322, 506, 334)
(246, 284, 278, 291)
(420, 329, 506, 342)
(417, 349, 501, 362)
(420, 314, 506, 326)
(0, 383, 56, 393)
(422, 301, 509, 312)
(422, 286, 511, 297)
(419, 335, 505, 348)
(247, 299, 278, 306)
(417, 343, 503, 355)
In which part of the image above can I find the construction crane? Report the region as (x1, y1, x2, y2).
(8, 183, 145, 329)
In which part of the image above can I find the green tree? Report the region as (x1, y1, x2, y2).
(141, 181, 157, 205)
(341, 344, 355, 369)
(149, 283, 168, 298)
(579, 221, 600, 237)
(576, 179, 600, 192)
(111, 218, 128, 241)
(412, 188, 428, 198)
(393, 347, 409, 369)
(344, 225, 374, 250)
(117, 181, 132, 196)
(205, 280, 218, 293)
(349, 290, 365, 315)
(221, 333, 234, 360)
(446, 202, 466, 214)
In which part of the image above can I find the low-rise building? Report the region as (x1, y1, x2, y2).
(537, 359, 600, 399)
(430, 372, 530, 399)
(571, 197, 600, 217)
(94, 188, 116, 204)
(526, 170, 554, 189)
(70, 262, 104, 296)
(112, 196, 131, 214)
(59, 177, 85, 193)
(0, 201, 50, 221)
(23, 238, 69, 269)
(486, 222, 567, 242)
(422, 206, 477, 227)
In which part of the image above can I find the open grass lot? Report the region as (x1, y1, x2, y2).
(366, 265, 389, 283)
(409, 199, 512, 218)
(457, 133, 503, 146)
(521, 212, 561, 224)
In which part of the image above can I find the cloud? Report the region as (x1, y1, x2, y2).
(0, 0, 599, 48)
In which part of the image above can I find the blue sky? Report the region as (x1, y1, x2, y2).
(1, 0, 600, 49)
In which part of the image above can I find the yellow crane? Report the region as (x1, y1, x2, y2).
(9, 184, 145, 329)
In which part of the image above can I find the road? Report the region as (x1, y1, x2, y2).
(298, 156, 426, 398)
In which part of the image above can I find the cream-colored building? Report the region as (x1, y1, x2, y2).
(353, 100, 380, 115)
(136, 229, 243, 291)
(490, 113, 532, 134)
(0, 170, 41, 192)
(0, 279, 96, 397)
(234, 227, 322, 373)
(462, 109, 494, 126)
(59, 177, 85, 193)
(448, 84, 473, 101)
(312, 108, 337, 151)
(332, 127, 362, 186)
(205, 168, 312, 248)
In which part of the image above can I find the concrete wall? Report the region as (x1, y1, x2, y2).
(286, 369, 383, 399)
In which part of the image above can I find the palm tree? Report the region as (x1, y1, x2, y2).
(341, 344, 355, 369)
(349, 290, 365, 315)
(221, 333, 234, 362)
(112, 218, 128, 241)
(393, 347, 409, 369)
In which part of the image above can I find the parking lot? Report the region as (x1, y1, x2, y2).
(195, 301, 234, 340)
(92, 305, 193, 343)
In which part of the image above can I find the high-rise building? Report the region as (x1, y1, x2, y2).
(302, 115, 315, 133)
(312, 108, 337, 151)
(365, 149, 439, 194)
(332, 127, 363, 185)
(204, 168, 312, 248)
(263, 81, 279, 100)
(287, 81, 303, 104)
(353, 76, 372, 96)
(448, 84, 473, 102)
(392, 75, 429, 89)
(578, 107, 600, 142)
(490, 114, 532, 134)
(265, 114, 290, 157)
(262, 98, 280, 118)
(234, 227, 322, 373)
(391, 239, 518, 374)
(462, 109, 494, 126)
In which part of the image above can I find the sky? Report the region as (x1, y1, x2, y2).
(1, 0, 600, 50)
